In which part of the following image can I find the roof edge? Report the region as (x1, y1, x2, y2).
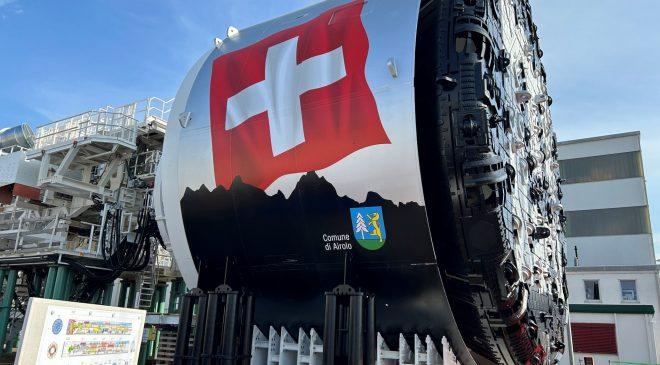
(558, 131, 640, 146)
(570, 303, 655, 315)
(567, 264, 660, 273)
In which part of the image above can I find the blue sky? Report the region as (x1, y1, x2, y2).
(531, 0, 660, 257)
(0, 0, 316, 122)
(1, 0, 659, 255)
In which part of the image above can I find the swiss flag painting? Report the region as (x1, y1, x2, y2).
(210, 0, 389, 190)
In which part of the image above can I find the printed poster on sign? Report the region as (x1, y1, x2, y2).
(33, 304, 144, 365)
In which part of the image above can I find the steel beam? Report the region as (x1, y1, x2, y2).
(102, 281, 114, 306)
(52, 265, 69, 301)
(154, 329, 162, 359)
(37, 152, 51, 183)
(366, 295, 376, 365)
(43, 266, 57, 299)
(0, 270, 18, 354)
(323, 294, 338, 365)
(63, 270, 75, 300)
(239, 294, 254, 365)
(126, 281, 137, 309)
(146, 326, 155, 359)
(150, 285, 161, 313)
(201, 292, 219, 365)
(117, 280, 128, 307)
(220, 292, 238, 365)
(348, 294, 364, 365)
(31, 272, 43, 297)
(169, 279, 184, 313)
(174, 290, 197, 365)
(54, 146, 80, 176)
(91, 289, 101, 304)
(157, 285, 167, 314)
(138, 340, 148, 365)
(97, 157, 121, 187)
(192, 294, 208, 360)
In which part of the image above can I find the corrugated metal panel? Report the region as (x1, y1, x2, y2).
(571, 323, 617, 355)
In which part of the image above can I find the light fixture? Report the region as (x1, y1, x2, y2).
(227, 26, 239, 38)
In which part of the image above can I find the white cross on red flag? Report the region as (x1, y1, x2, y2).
(210, 0, 390, 190)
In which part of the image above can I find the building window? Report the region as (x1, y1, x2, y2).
(583, 357, 594, 365)
(559, 151, 643, 184)
(585, 280, 600, 301)
(564, 206, 651, 237)
(620, 280, 637, 301)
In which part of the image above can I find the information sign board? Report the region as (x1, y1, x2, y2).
(15, 298, 146, 365)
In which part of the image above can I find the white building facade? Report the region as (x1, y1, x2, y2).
(558, 132, 660, 365)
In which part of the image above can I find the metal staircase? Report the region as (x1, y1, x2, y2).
(135, 244, 159, 311)
(136, 268, 156, 310)
(156, 329, 180, 364)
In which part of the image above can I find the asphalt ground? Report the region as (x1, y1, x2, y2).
(0, 352, 15, 364)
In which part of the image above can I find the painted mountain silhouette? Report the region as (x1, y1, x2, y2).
(180, 172, 436, 287)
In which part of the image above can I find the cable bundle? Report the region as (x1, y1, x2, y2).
(64, 207, 164, 301)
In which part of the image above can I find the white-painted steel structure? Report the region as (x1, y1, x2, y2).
(249, 326, 460, 365)
(0, 98, 184, 360)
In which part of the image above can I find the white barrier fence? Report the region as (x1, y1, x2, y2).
(250, 326, 461, 365)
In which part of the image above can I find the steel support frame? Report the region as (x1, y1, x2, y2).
(322, 285, 376, 365)
(174, 286, 254, 365)
(37, 144, 126, 200)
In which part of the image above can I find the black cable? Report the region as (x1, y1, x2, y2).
(63, 207, 163, 286)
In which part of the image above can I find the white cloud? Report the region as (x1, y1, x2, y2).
(0, 0, 16, 8)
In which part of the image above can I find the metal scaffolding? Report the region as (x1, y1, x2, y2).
(0, 97, 183, 360)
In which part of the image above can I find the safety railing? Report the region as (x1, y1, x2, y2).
(155, 245, 173, 268)
(0, 212, 65, 252)
(129, 150, 162, 178)
(79, 111, 137, 142)
(0, 145, 27, 156)
(31, 96, 172, 151)
(33, 110, 138, 150)
(137, 97, 174, 123)
(68, 221, 102, 255)
(0, 209, 27, 232)
(153, 246, 180, 277)
(0, 211, 105, 257)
